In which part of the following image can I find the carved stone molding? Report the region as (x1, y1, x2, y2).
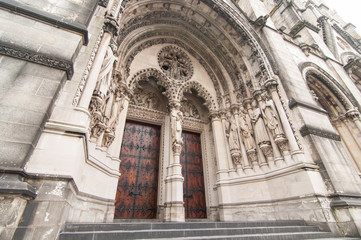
(0, 42, 73, 79)
(181, 81, 218, 112)
(123, 37, 224, 97)
(301, 62, 359, 109)
(127, 105, 166, 124)
(73, 29, 104, 106)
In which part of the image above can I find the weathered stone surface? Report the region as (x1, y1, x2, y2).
(2, 0, 361, 239)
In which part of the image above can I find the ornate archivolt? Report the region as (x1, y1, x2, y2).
(78, 0, 306, 181)
(301, 62, 360, 117)
(301, 63, 361, 172)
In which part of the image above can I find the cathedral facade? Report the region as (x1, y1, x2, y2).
(1, 0, 361, 239)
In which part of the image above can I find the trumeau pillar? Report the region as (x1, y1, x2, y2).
(164, 102, 185, 222)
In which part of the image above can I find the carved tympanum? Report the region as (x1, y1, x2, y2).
(158, 46, 193, 81)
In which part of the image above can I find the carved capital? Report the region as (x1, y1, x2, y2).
(172, 140, 183, 155)
(103, 130, 115, 147)
(259, 142, 273, 159)
(275, 135, 289, 153)
(104, 15, 119, 37)
(209, 111, 221, 121)
(345, 108, 360, 121)
(264, 78, 278, 91)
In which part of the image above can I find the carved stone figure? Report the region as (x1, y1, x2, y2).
(170, 105, 183, 152)
(249, 101, 270, 145)
(261, 98, 284, 139)
(94, 46, 117, 97)
(108, 88, 125, 131)
(181, 99, 200, 119)
(224, 112, 241, 151)
(239, 107, 256, 151)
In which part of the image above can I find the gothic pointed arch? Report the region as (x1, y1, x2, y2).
(300, 62, 359, 114)
(300, 62, 361, 173)
(180, 81, 218, 113)
(115, 0, 280, 109)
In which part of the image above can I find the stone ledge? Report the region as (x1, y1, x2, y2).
(330, 195, 361, 208)
(289, 98, 328, 114)
(0, 174, 36, 199)
(300, 125, 341, 141)
(0, 0, 89, 45)
(0, 42, 74, 79)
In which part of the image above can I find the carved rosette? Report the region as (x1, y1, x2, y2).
(158, 46, 193, 81)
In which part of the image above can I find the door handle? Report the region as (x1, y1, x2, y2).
(183, 193, 193, 198)
(129, 190, 142, 196)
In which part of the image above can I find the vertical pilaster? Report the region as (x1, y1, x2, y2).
(164, 103, 185, 222)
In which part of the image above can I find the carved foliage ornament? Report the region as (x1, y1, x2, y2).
(158, 46, 193, 81)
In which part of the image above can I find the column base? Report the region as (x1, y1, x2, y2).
(164, 201, 185, 222)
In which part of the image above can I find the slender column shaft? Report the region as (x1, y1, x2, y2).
(77, 34, 112, 111)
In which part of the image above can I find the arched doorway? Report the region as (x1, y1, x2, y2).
(305, 70, 361, 173)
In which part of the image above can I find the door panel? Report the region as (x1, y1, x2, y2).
(181, 131, 207, 218)
(114, 121, 160, 219)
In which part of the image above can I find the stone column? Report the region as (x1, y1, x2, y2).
(211, 113, 231, 180)
(77, 17, 119, 112)
(164, 103, 185, 222)
(210, 112, 232, 221)
(264, 79, 303, 162)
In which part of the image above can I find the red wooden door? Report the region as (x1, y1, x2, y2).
(180, 131, 207, 218)
(114, 121, 160, 219)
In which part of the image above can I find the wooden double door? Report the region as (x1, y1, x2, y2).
(114, 121, 206, 219)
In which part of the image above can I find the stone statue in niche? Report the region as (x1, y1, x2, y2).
(224, 111, 242, 165)
(260, 96, 285, 140)
(158, 46, 193, 81)
(108, 87, 125, 131)
(239, 107, 256, 152)
(170, 105, 184, 152)
(249, 101, 270, 145)
(94, 45, 117, 97)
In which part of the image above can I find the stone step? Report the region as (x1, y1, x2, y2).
(63, 220, 309, 232)
(58, 221, 355, 240)
(59, 226, 329, 240)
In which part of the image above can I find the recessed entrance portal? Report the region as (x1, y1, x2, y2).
(181, 131, 207, 219)
(114, 121, 160, 219)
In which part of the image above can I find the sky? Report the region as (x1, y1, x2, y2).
(324, 0, 361, 30)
